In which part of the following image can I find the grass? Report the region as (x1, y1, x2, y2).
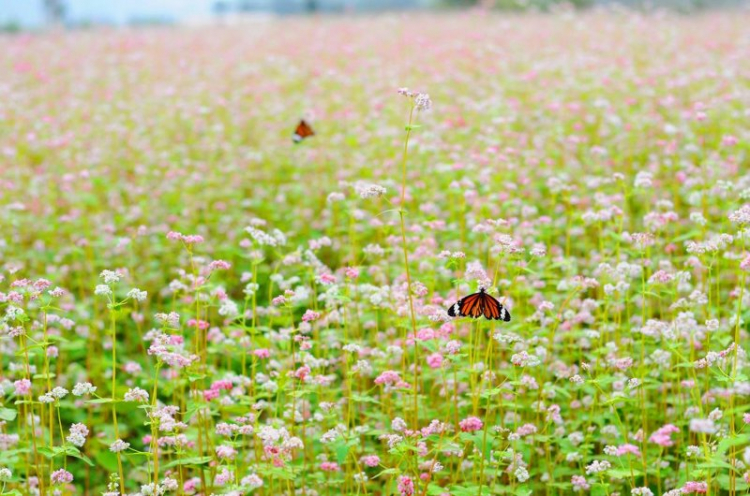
(0, 9, 749, 496)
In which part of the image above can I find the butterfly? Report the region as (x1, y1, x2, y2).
(447, 288, 511, 321)
(292, 119, 315, 143)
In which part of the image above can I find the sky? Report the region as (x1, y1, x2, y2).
(0, 0, 219, 27)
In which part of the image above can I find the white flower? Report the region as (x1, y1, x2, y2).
(72, 382, 97, 396)
(0, 468, 12, 482)
(354, 183, 387, 199)
(109, 439, 130, 452)
(124, 387, 149, 403)
(241, 474, 263, 489)
(414, 93, 432, 111)
(5, 306, 25, 321)
(342, 344, 362, 354)
(585, 460, 611, 474)
(99, 270, 122, 284)
(218, 299, 239, 318)
(127, 288, 148, 302)
(514, 467, 529, 482)
(689, 418, 718, 434)
(327, 192, 345, 203)
(634, 171, 653, 188)
(686, 445, 701, 457)
(391, 417, 407, 432)
(95, 285, 112, 296)
(67, 423, 89, 447)
(162, 477, 178, 491)
(49, 387, 68, 399)
(730, 205, 750, 224)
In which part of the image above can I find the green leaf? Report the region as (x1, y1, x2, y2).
(0, 407, 18, 421)
(697, 457, 739, 473)
(187, 372, 206, 383)
(449, 485, 479, 496)
(351, 394, 380, 405)
(608, 468, 641, 479)
(94, 450, 120, 472)
(32, 373, 56, 380)
(334, 441, 349, 465)
(716, 434, 749, 455)
(162, 456, 213, 469)
(67, 449, 95, 467)
(37, 446, 56, 459)
(374, 468, 399, 478)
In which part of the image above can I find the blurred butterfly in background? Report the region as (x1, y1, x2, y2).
(292, 119, 315, 143)
(447, 287, 511, 321)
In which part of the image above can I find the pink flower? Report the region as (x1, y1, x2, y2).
(615, 444, 641, 457)
(682, 481, 708, 493)
(741, 254, 750, 272)
(271, 295, 286, 306)
(203, 389, 220, 401)
(398, 476, 415, 496)
(516, 424, 537, 436)
(649, 424, 679, 447)
(183, 478, 199, 493)
(426, 353, 443, 369)
(187, 319, 210, 330)
(318, 273, 336, 285)
(294, 365, 311, 380)
(183, 235, 204, 244)
(743, 413, 750, 424)
(14, 379, 31, 396)
(50, 469, 73, 485)
(345, 267, 359, 279)
(166, 231, 183, 241)
(445, 340, 461, 354)
(215, 445, 237, 460)
(361, 455, 380, 467)
(571, 475, 589, 491)
(301, 310, 320, 322)
(210, 380, 233, 391)
(459, 416, 483, 432)
(208, 260, 231, 271)
(320, 461, 340, 472)
(253, 349, 270, 359)
(374, 370, 401, 386)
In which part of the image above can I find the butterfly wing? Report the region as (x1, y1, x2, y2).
(447, 292, 483, 319)
(480, 292, 511, 322)
(447, 291, 511, 321)
(293, 119, 314, 143)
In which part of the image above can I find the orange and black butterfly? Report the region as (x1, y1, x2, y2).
(447, 288, 511, 321)
(292, 119, 315, 143)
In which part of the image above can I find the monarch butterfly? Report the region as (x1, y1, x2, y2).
(292, 119, 315, 143)
(447, 288, 511, 321)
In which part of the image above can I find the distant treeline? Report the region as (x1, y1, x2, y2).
(441, 0, 748, 10)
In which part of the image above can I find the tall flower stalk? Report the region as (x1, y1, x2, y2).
(396, 88, 431, 426)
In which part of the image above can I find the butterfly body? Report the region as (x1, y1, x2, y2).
(293, 119, 315, 143)
(447, 288, 511, 321)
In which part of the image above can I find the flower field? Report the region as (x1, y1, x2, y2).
(1, 10, 750, 496)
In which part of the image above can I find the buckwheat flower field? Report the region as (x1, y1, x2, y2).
(0, 9, 749, 496)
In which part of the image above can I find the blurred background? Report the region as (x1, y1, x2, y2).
(0, 0, 748, 31)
